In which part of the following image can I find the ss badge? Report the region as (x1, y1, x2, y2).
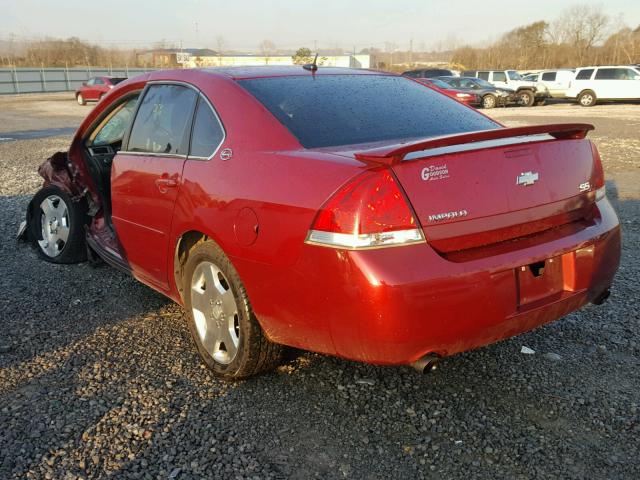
(579, 181, 591, 192)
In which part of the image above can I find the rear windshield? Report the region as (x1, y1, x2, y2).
(110, 77, 127, 85)
(239, 75, 498, 148)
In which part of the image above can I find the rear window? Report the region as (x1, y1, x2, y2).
(110, 77, 127, 85)
(576, 69, 594, 80)
(240, 75, 498, 149)
(595, 68, 637, 80)
(541, 72, 556, 81)
(477, 72, 490, 80)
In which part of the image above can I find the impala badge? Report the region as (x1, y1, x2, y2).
(516, 171, 539, 186)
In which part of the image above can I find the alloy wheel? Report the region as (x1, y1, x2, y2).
(580, 94, 594, 106)
(38, 195, 70, 257)
(190, 261, 240, 364)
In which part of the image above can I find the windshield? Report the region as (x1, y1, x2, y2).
(427, 79, 451, 89)
(472, 78, 494, 88)
(240, 75, 499, 149)
(507, 70, 523, 81)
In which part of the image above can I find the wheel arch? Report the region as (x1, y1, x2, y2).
(173, 230, 209, 304)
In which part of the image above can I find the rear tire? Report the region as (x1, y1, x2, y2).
(517, 90, 535, 107)
(76, 94, 86, 106)
(482, 94, 497, 109)
(28, 185, 88, 264)
(184, 240, 283, 379)
(578, 90, 597, 107)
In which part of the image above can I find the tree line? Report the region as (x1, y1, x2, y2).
(0, 36, 140, 68)
(451, 6, 640, 70)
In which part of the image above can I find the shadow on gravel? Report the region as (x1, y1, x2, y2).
(1, 190, 639, 479)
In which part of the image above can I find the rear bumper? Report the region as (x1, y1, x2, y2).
(249, 197, 620, 365)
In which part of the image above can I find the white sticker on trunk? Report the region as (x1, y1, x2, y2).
(421, 164, 449, 181)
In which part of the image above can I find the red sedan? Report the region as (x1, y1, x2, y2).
(22, 67, 620, 379)
(75, 76, 127, 105)
(414, 77, 481, 107)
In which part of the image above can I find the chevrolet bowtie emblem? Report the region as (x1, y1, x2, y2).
(516, 171, 539, 186)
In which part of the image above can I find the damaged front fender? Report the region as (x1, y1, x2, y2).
(20, 151, 86, 242)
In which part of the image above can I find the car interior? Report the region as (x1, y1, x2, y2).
(83, 93, 140, 225)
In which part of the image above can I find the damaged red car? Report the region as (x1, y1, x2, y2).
(21, 67, 621, 379)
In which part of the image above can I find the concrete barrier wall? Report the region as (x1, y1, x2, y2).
(0, 67, 155, 94)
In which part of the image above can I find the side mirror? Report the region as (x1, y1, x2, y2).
(82, 82, 87, 86)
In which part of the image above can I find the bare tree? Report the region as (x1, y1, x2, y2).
(259, 40, 277, 57)
(554, 5, 609, 64)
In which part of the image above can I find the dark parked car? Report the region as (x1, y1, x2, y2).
(402, 68, 454, 79)
(75, 76, 127, 105)
(439, 76, 516, 108)
(414, 78, 481, 107)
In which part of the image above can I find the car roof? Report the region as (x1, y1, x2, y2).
(577, 65, 639, 69)
(198, 66, 385, 80)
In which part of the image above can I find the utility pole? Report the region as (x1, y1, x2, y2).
(409, 38, 413, 66)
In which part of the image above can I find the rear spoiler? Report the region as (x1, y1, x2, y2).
(354, 123, 594, 165)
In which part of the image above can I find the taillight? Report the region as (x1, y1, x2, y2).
(306, 169, 425, 249)
(590, 141, 606, 201)
(590, 141, 605, 189)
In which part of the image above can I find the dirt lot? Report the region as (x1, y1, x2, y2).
(0, 93, 638, 479)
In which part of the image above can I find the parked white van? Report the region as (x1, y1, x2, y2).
(523, 70, 575, 98)
(567, 66, 640, 106)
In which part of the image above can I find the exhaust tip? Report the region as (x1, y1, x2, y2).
(410, 354, 440, 374)
(592, 289, 610, 305)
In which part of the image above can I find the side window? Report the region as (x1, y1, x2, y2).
(595, 68, 616, 80)
(576, 69, 594, 80)
(492, 71, 507, 82)
(542, 72, 557, 81)
(127, 84, 197, 155)
(189, 96, 225, 158)
(90, 96, 139, 146)
(404, 71, 418, 78)
(477, 71, 490, 80)
(94, 78, 105, 85)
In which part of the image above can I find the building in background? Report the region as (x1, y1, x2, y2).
(136, 49, 370, 69)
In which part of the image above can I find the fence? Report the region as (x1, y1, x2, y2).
(0, 67, 156, 94)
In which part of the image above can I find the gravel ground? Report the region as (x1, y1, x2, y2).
(0, 95, 638, 479)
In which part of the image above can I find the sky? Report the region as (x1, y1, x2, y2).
(2, 0, 639, 52)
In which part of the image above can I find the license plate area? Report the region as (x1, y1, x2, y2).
(516, 255, 564, 307)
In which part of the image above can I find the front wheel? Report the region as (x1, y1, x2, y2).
(517, 90, 535, 107)
(578, 90, 597, 107)
(28, 185, 88, 263)
(184, 240, 283, 379)
(482, 94, 497, 109)
(76, 93, 86, 106)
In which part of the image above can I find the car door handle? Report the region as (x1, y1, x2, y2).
(155, 177, 178, 193)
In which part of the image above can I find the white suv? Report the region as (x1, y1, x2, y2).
(567, 66, 640, 106)
(523, 70, 575, 98)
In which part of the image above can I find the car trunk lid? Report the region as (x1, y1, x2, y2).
(352, 124, 602, 254)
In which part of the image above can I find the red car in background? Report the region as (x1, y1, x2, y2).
(22, 67, 620, 379)
(414, 77, 481, 107)
(75, 76, 127, 105)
